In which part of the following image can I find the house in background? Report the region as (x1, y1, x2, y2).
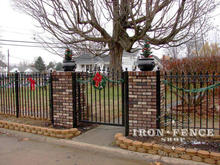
(121, 51, 138, 71)
(74, 53, 104, 72)
(0, 60, 7, 72)
(74, 50, 139, 72)
(10, 66, 39, 73)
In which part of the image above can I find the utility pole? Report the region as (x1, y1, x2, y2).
(8, 49, 9, 74)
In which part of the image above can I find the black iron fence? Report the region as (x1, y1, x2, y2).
(73, 67, 129, 127)
(0, 72, 52, 120)
(161, 72, 220, 135)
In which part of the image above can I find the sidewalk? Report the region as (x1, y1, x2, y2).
(73, 125, 124, 147)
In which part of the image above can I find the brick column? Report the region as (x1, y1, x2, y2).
(52, 72, 73, 128)
(128, 71, 164, 135)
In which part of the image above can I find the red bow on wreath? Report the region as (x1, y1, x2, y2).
(28, 77, 35, 91)
(93, 72, 102, 88)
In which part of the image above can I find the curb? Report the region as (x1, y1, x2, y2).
(114, 133, 220, 165)
(0, 128, 209, 165)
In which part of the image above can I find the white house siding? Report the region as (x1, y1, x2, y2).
(122, 56, 137, 71)
(75, 51, 139, 72)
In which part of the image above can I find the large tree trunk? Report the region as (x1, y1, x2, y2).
(109, 42, 124, 71)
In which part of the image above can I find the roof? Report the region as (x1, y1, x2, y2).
(99, 55, 110, 63)
(75, 50, 139, 64)
(74, 54, 103, 64)
(10, 66, 39, 72)
(123, 50, 139, 57)
(0, 60, 7, 67)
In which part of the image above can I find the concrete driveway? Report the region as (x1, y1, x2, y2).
(0, 133, 148, 165)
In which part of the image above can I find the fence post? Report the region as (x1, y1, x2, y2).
(15, 71, 19, 118)
(124, 69, 129, 136)
(49, 71, 54, 125)
(156, 69, 161, 129)
(121, 71, 125, 126)
(72, 72, 77, 128)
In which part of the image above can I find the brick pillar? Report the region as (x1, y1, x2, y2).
(52, 72, 73, 128)
(128, 71, 164, 135)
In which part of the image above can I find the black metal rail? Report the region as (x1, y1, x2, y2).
(162, 72, 220, 135)
(0, 72, 51, 120)
(74, 67, 128, 128)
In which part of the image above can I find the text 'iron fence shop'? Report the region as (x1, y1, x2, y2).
(73, 67, 129, 132)
(160, 72, 220, 135)
(0, 72, 52, 120)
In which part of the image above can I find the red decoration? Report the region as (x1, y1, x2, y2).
(93, 72, 103, 88)
(142, 48, 149, 52)
(28, 77, 36, 91)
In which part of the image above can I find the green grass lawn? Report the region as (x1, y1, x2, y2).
(79, 83, 124, 123)
(0, 85, 50, 119)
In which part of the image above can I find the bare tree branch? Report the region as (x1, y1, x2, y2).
(14, 0, 217, 69)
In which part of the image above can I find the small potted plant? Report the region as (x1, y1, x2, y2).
(137, 40, 155, 71)
(62, 48, 76, 71)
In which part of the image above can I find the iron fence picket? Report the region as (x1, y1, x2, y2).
(162, 72, 220, 135)
(0, 72, 51, 121)
(75, 68, 127, 127)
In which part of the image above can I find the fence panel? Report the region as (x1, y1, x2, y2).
(162, 72, 220, 135)
(0, 72, 51, 120)
(75, 67, 127, 126)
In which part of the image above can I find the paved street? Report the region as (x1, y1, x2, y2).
(0, 133, 148, 165)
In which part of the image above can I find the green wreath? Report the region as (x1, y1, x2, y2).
(76, 72, 124, 90)
(92, 78, 106, 90)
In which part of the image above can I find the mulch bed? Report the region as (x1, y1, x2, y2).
(128, 136, 220, 153)
(0, 114, 97, 133)
(0, 115, 52, 128)
(76, 122, 98, 133)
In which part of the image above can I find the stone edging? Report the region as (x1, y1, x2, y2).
(114, 133, 220, 165)
(0, 120, 81, 139)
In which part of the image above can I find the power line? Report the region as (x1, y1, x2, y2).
(0, 43, 64, 48)
(0, 26, 35, 31)
(0, 39, 60, 45)
(10, 56, 29, 60)
(0, 30, 35, 36)
(212, 13, 220, 17)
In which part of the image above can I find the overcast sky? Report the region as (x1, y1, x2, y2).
(0, 0, 63, 65)
(0, 0, 220, 66)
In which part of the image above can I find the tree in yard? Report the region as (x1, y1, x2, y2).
(14, 0, 217, 69)
(0, 43, 4, 61)
(195, 42, 220, 57)
(47, 61, 55, 70)
(0, 51, 4, 62)
(55, 62, 63, 71)
(34, 56, 46, 72)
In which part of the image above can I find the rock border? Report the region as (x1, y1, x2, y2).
(114, 133, 220, 165)
(0, 120, 81, 139)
